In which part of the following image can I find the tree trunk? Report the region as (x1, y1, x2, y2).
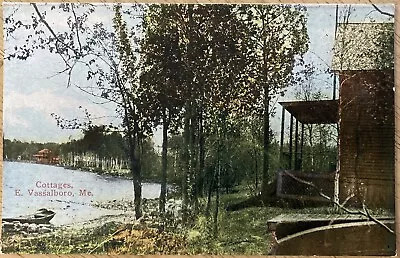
(182, 103, 191, 223)
(334, 123, 340, 211)
(205, 166, 214, 217)
(213, 126, 222, 237)
(128, 132, 142, 219)
(261, 27, 271, 197)
(198, 112, 205, 198)
(125, 106, 142, 219)
(189, 107, 198, 207)
(261, 83, 270, 196)
(254, 146, 259, 190)
(159, 109, 169, 223)
(213, 160, 220, 237)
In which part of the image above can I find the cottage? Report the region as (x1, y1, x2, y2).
(269, 21, 395, 256)
(33, 149, 59, 165)
(278, 22, 394, 210)
(332, 22, 394, 210)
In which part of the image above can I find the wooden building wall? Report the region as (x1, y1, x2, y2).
(338, 70, 394, 210)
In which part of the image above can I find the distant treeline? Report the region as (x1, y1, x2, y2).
(2, 131, 161, 181)
(3, 121, 337, 187)
(3, 139, 61, 161)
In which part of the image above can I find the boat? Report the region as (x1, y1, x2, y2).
(2, 208, 56, 224)
(268, 213, 395, 255)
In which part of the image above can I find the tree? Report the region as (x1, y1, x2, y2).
(113, 4, 151, 219)
(233, 5, 309, 203)
(140, 4, 186, 222)
(140, 5, 310, 217)
(140, 4, 255, 223)
(5, 3, 150, 219)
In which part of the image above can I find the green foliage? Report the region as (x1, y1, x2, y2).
(3, 134, 161, 182)
(232, 5, 309, 115)
(57, 126, 126, 159)
(6, 3, 311, 202)
(5, 187, 383, 255)
(300, 127, 338, 172)
(291, 62, 338, 172)
(186, 192, 282, 255)
(3, 139, 60, 161)
(140, 139, 162, 181)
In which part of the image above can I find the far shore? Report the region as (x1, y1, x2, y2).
(3, 159, 167, 184)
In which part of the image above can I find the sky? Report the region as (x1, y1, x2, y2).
(3, 3, 395, 145)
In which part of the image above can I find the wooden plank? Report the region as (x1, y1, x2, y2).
(267, 213, 395, 241)
(272, 220, 396, 255)
(268, 213, 394, 223)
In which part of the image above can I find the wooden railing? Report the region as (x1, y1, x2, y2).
(276, 170, 335, 202)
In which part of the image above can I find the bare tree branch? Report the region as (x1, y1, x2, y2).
(31, 3, 78, 57)
(282, 170, 395, 235)
(370, 3, 394, 18)
(71, 4, 83, 55)
(74, 83, 122, 106)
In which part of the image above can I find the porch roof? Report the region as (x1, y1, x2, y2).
(279, 100, 339, 124)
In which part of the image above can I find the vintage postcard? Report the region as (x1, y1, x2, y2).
(1, 3, 396, 255)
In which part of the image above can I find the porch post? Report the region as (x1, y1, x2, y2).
(289, 115, 294, 170)
(300, 123, 305, 170)
(294, 119, 299, 170)
(280, 106, 285, 167)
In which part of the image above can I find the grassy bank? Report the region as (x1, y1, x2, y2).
(2, 191, 338, 254)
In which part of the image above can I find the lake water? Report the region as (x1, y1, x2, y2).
(2, 161, 160, 226)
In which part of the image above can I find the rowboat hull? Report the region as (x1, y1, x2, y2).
(2, 209, 55, 224)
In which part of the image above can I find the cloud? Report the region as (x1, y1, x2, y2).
(5, 113, 29, 128)
(4, 83, 119, 142)
(5, 89, 78, 117)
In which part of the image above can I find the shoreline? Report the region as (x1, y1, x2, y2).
(3, 161, 173, 231)
(4, 160, 167, 184)
(2, 197, 173, 236)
